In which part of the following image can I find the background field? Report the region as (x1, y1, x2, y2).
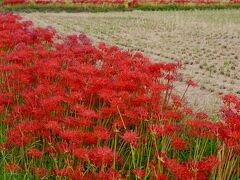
(21, 10, 240, 113)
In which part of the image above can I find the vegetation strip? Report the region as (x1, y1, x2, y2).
(1, 3, 240, 12)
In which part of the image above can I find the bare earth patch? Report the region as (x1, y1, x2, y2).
(21, 10, 240, 114)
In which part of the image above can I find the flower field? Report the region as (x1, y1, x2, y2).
(1, 0, 240, 7)
(0, 12, 240, 179)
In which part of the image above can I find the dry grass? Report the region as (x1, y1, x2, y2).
(21, 10, 240, 113)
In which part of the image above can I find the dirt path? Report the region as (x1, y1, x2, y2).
(20, 10, 240, 114)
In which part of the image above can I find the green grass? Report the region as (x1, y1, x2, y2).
(0, 4, 129, 13)
(0, 3, 240, 12)
(135, 3, 240, 11)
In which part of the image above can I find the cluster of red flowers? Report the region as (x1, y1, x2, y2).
(2, 0, 240, 5)
(0, 13, 239, 179)
(2, 0, 65, 5)
(1, 0, 28, 5)
(72, 0, 125, 4)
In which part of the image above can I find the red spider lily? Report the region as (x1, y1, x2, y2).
(163, 158, 194, 179)
(27, 148, 43, 158)
(89, 146, 116, 166)
(196, 155, 220, 172)
(156, 172, 167, 180)
(2, 0, 28, 5)
(81, 132, 98, 144)
(122, 130, 139, 146)
(73, 147, 89, 161)
(55, 141, 71, 153)
(128, 0, 138, 6)
(132, 168, 147, 179)
(0, 143, 7, 149)
(32, 167, 46, 177)
(163, 111, 183, 121)
(231, 0, 240, 3)
(222, 94, 238, 104)
(78, 118, 93, 127)
(5, 163, 21, 171)
(96, 168, 121, 180)
(186, 79, 198, 87)
(94, 125, 111, 140)
(148, 123, 164, 137)
(52, 167, 73, 177)
(46, 146, 57, 154)
(34, 0, 52, 4)
(171, 137, 186, 150)
(195, 112, 208, 119)
(182, 107, 194, 115)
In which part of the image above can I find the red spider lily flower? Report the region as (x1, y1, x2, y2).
(163, 111, 183, 121)
(163, 122, 178, 135)
(171, 137, 186, 150)
(196, 112, 208, 119)
(171, 95, 183, 108)
(81, 132, 98, 144)
(164, 63, 178, 72)
(0, 143, 7, 149)
(45, 121, 61, 133)
(52, 168, 73, 177)
(89, 146, 116, 166)
(70, 165, 84, 179)
(197, 155, 220, 172)
(5, 163, 21, 171)
(163, 158, 194, 179)
(27, 148, 42, 158)
(182, 107, 194, 115)
(222, 94, 238, 104)
(1, 118, 13, 125)
(195, 172, 207, 180)
(46, 146, 57, 154)
(112, 119, 125, 129)
(61, 117, 80, 127)
(60, 129, 81, 142)
(130, 94, 151, 106)
(6, 129, 33, 146)
(186, 79, 198, 87)
(148, 123, 164, 137)
(165, 74, 177, 81)
(94, 125, 111, 141)
(220, 107, 236, 119)
(128, 0, 138, 7)
(0, 105, 4, 113)
(156, 172, 167, 180)
(32, 167, 46, 177)
(122, 130, 139, 146)
(55, 142, 70, 153)
(78, 118, 93, 127)
(131, 106, 149, 120)
(81, 109, 98, 118)
(73, 147, 89, 161)
(148, 161, 157, 169)
(97, 168, 120, 180)
(132, 168, 147, 179)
